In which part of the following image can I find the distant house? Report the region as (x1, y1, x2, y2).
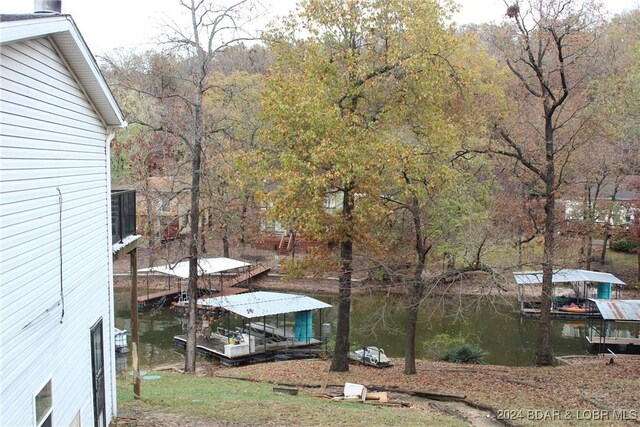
(562, 176, 640, 227)
(134, 176, 191, 241)
(1, 10, 128, 427)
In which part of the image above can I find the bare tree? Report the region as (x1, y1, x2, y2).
(161, 0, 259, 373)
(489, 0, 603, 365)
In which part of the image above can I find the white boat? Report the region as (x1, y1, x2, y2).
(350, 346, 391, 367)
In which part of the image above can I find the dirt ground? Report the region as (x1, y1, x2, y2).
(114, 355, 640, 427)
(212, 356, 640, 426)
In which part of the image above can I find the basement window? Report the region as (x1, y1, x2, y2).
(34, 380, 52, 427)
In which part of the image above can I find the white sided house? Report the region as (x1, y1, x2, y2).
(1, 10, 126, 427)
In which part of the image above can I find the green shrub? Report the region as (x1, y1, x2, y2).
(610, 238, 640, 253)
(423, 333, 486, 364)
(442, 343, 486, 364)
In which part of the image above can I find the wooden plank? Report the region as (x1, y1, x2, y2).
(138, 283, 251, 304)
(366, 392, 388, 403)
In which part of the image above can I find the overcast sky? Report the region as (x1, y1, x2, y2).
(1, 0, 638, 55)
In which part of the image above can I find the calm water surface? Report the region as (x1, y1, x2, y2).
(114, 288, 610, 369)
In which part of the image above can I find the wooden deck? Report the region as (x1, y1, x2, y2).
(137, 265, 271, 308)
(587, 326, 640, 347)
(587, 336, 640, 346)
(520, 307, 600, 319)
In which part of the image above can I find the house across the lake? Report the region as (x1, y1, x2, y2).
(1, 6, 130, 427)
(561, 176, 640, 227)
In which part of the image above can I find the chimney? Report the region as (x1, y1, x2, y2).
(34, 0, 62, 13)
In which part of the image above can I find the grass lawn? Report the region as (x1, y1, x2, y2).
(116, 370, 465, 426)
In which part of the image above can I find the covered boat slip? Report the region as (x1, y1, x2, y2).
(136, 257, 269, 308)
(174, 291, 332, 366)
(586, 299, 640, 353)
(513, 269, 626, 318)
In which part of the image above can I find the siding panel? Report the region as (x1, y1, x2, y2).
(0, 37, 116, 427)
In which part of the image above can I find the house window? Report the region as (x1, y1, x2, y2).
(35, 380, 52, 427)
(159, 197, 170, 212)
(158, 192, 175, 213)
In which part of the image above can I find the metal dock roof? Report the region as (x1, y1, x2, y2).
(138, 257, 251, 279)
(588, 299, 640, 321)
(197, 291, 332, 319)
(513, 269, 626, 286)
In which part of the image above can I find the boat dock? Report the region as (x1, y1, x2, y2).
(137, 263, 270, 308)
(586, 299, 640, 354)
(173, 291, 332, 366)
(514, 269, 627, 319)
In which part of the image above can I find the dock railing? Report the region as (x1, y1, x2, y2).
(112, 189, 136, 243)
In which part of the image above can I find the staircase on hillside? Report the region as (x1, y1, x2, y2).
(278, 232, 295, 255)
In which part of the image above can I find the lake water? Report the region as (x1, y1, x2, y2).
(113, 288, 605, 369)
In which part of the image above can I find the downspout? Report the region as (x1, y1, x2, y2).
(105, 129, 118, 417)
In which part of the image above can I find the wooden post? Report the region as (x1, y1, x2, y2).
(130, 248, 141, 398)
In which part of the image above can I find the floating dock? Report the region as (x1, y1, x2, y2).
(174, 333, 323, 366)
(520, 306, 600, 319)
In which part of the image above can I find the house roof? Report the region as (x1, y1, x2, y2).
(513, 269, 626, 286)
(197, 291, 332, 319)
(0, 13, 125, 128)
(588, 299, 640, 322)
(590, 176, 640, 202)
(139, 257, 251, 279)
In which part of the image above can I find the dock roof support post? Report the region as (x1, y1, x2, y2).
(599, 318, 605, 354)
(263, 316, 267, 358)
(130, 248, 141, 398)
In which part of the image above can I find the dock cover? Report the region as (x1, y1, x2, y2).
(139, 257, 250, 279)
(588, 299, 640, 321)
(513, 269, 625, 286)
(197, 291, 332, 319)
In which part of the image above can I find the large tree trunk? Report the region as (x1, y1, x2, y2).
(404, 196, 430, 375)
(637, 249, 640, 284)
(535, 118, 556, 367)
(330, 190, 354, 372)
(239, 196, 248, 246)
(600, 226, 610, 264)
(222, 235, 230, 258)
(184, 97, 204, 374)
(404, 264, 425, 375)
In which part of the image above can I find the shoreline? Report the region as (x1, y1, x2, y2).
(114, 272, 520, 298)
